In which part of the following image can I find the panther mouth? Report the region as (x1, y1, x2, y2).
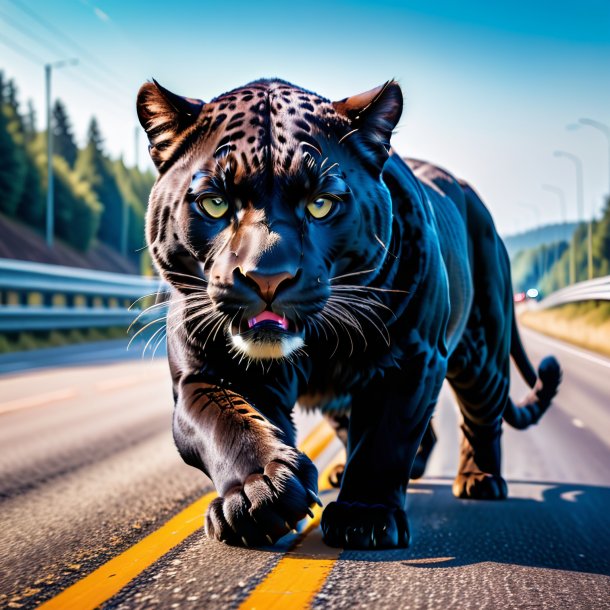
(232, 310, 301, 337)
(230, 310, 304, 359)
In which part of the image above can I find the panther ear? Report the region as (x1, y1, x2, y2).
(137, 80, 204, 169)
(332, 80, 403, 171)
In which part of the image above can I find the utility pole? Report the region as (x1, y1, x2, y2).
(45, 58, 78, 248)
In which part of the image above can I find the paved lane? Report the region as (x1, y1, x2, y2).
(0, 328, 608, 609)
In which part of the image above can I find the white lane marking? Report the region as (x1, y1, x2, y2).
(0, 388, 78, 415)
(0, 374, 153, 415)
(572, 418, 586, 428)
(520, 328, 610, 369)
(94, 375, 151, 392)
(560, 490, 583, 503)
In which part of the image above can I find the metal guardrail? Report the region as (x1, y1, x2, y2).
(0, 259, 608, 334)
(538, 275, 610, 309)
(0, 307, 140, 332)
(0, 259, 165, 333)
(0, 259, 161, 300)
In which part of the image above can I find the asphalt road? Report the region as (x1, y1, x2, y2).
(0, 327, 609, 609)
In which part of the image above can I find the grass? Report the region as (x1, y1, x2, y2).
(0, 327, 129, 355)
(519, 301, 610, 358)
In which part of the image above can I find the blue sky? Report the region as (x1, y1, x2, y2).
(1, 0, 609, 235)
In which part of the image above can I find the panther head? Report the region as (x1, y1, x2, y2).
(137, 78, 402, 360)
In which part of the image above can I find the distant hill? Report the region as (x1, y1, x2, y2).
(502, 222, 578, 260)
(0, 213, 139, 274)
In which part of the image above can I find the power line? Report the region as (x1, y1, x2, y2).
(0, 8, 68, 60)
(7, 0, 132, 93)
(0, 33, 44, 65)
(0, 9, 131, 108)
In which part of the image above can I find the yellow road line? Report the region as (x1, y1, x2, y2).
(37, 418, 336, 610)
(239, 453, 344, 610)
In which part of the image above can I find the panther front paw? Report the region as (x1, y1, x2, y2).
(205, 450, 320, 547)
(452, 472, 507, 500)
(321, 501, 409, 549)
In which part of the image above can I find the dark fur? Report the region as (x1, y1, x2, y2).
(137, 78, 561, 549)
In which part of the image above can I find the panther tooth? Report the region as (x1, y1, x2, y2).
(307, 489, 323, 507)
(371, 531, 376, 547)
(241, 536, 249, 547)
(265, 535, 273, 545)
(284, 521, 291, 531)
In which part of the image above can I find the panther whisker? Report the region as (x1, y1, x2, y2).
(129, 292, 206, 332)
(374, 233, 399, 259)
(165, 270, 209, 286)
(338, 128, 359, 144)
(151, 328, 168, 358)
(314, 310, 340, 357)
(200, 313, 229, 352)
(320, 162, 339, 177)
(127, 315, 167, 350)
(332, 283, 410, 295)
(329, 294, 390, 345)
(329, 268, 378, 282)
(129, 290, 169, 311)
(326, 304, 365, 353)
(323, 302, 359, 356)
(300, 140, 323, 156)
(143, 323, 167, 357)
(330, 291, 394, 315)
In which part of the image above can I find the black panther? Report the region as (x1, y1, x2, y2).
(136, 78, 561, 549)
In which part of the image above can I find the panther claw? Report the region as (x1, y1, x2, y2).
(307, 488, 323, 507)
(321, 501, 410, 550)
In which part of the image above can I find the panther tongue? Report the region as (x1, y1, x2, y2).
(248, 311, 289, 330)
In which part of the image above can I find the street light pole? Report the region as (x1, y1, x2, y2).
(579, 118, 610, 195)
(516, 202, 544, 281)
(45, 64, 52, 247)
(45, 58, 78, 248)
(542, 184, 570, 281)
(554, 150, 586, 282)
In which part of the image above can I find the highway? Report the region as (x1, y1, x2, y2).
(0, 327, 608, 609)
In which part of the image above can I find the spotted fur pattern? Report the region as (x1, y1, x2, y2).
(137, 78, 561, 550)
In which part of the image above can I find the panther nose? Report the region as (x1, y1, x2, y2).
(245, 270, 295, 302)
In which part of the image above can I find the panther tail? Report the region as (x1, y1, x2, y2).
(504, 313, 562, 430)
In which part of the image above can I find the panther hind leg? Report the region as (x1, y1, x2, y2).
(447, 303, 510, 501)
(323, 411, 349, 488)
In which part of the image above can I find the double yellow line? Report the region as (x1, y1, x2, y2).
(39, 419, 341, 610)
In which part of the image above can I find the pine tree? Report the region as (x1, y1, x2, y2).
(0, 81, 27, 217)
(86, 117, 104, 153)
(75, 117, 124, 251)
(23, 99, 37, 143)
(52, 99, 78, 167)
(5, 79, 24, 133)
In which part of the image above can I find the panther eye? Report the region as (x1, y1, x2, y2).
(306, 197, 334, 219)
(198, 196, 229, 219)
